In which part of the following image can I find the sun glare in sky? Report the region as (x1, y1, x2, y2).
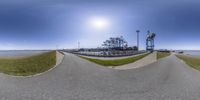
(89, 17, 109, 30)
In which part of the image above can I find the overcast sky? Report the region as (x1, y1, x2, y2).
(0, 0, 200, 50)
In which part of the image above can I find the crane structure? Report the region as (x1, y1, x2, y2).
(146, 30, 156, 51)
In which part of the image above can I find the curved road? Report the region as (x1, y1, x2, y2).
(0, 53, 200, 100)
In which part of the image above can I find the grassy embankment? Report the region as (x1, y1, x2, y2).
(80, 53, 149, 67)
(0, 51, 56, 76)
(176, 55, 200, 71)
(157, 52, 171, 59)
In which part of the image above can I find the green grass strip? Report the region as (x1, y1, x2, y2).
(157, 52, 171, 59)
(80, 53, 149, 67)
(176, 55, 200, 71)
(0, 51, 56, 76)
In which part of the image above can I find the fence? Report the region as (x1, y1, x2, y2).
(71, 50, 146, 57)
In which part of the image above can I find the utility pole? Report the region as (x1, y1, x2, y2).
(136, 30, 140, 51)
(56, 45, 59, 50)
(78, 41, 80, 50)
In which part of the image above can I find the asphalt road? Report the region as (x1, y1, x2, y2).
(0, 53, 200, 100)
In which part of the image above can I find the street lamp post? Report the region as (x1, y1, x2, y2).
(78, 41, 80, 50)
(136, 30, 140, 51)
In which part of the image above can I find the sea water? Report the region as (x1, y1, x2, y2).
(0, 50, 49, 57)
(183, 50, 200, 56)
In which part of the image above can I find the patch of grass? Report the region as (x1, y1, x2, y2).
(157, 52, 171, 59)
(0, 51, 56, 76)
(176, 55, 200, 71)
(79, 53, 149, 67)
